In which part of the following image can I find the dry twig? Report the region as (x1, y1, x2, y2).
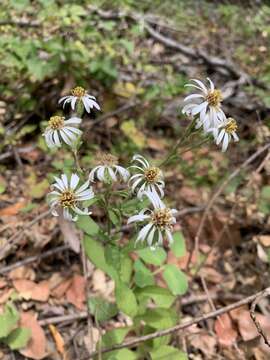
(83, 286, 270, 359)
(250, 288, 270, 348)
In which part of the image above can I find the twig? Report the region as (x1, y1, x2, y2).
(83, 287, 270, 359)
(39, 312, 88, 326)
(0, 19, 40, 27)
(250, 288, 270, 348)
(0, 145, 36, 162)
(0, 245, 69, 275)
(250, 288, 270, 347)
(190, 142, 270, 268)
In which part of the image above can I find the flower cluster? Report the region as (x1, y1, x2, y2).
(127, 155, 177, 248)
(45, 77, 240, 250)
(43, 86, 100, 149)
(182, 78, 239, 152)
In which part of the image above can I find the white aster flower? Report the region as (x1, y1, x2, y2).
(127, 190, 177, 248)
(210, 117, 239, 152)
(129, 154, 165, 199)
(89, 153, 130, 183)
(182, 78, 226, 132)
(59, 86, 100, 113)
(43, 115, 82, 148)
(48, 173, 94, 221)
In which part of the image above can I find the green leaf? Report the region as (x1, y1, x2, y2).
(3, 327, 31, 350)
(115, 281, 138, 317)
(105, 245, 121, 271)
(32, 179, 49, 199)
(258, 186, 270, 214)
(83, 236, 117, 280)
(135, 286, 175, 308)
(102, 327, 131, 348)
(0, 304, 19, 338)
(0, 177, 6, 194)
(77, 216, 100, 235)
(171, 232, 186, 257)
(150, 345, 188, 360)
(137, 308, 178, 330)
(108, 208, 121, 226)
(106, 348, 137, 360)
(88, 297, 118, 323)
(119, 255, 133, 284)
(134, 260, 155, 288)
(162, 265, 188, 296)
(136, 248, 166, 266)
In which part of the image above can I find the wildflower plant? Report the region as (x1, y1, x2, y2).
(43, 78, 239, 358)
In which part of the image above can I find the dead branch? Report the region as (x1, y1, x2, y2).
(250, 288, 270, 348)
(83, 286, 270, 359)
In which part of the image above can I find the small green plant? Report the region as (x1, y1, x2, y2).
(41, 76, 239, 358)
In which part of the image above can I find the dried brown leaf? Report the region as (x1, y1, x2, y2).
(19, 311, 47, 359)
(66, 275, 86, 310)
(214, 313, 237, 347)
(13, 279, 50, 302)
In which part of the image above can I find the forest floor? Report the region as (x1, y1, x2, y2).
(0, 1, 270, 359)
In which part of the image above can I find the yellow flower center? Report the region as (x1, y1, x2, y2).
(206, 89, 222, 107)
(151, 208, 173, 230)
(71, 86, 87, 97)
(59, 190, 76, 208)
(144, 167, 161, 183)
(224, 118, 238, 134)
(96, 152, 118, 166)
(48, 116, 64, 130)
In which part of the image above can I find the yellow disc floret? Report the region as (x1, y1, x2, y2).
(206, 89, 222, 107)
(59, 190, 76, 208)
(225, 118, 238, 134)
(96, 152, 118, 166)
(151, 208, 173, 230)
(48, 116, 65, 130)
(71, 86, 87, 97)
(144, 167, 161, 183)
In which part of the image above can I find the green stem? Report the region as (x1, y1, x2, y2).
(178, 137, 210, 156)
(159, 118, 197, 167)
(72, 149, 82, 173)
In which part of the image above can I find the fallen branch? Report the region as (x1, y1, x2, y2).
(0, 245, 69, 275)
(84, 286, 270, 359)
(250, 288, 270, 348)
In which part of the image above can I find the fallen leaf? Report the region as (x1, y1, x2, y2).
(58, 215, 80, 253)
(189, 332, 217, 356)
(200, 267, 223, 284)
(51, 278, 72, 299)
(0, 201, 26, 216)
(257, 244, 268, 263)
(19, 312, 47, 359)
(13, 280, 50, 302)
(214, 313, 237, 347)
(49, 324, 65, 355)
(147, 137, 167, 151)
(9, 266, 36, 281)
(0, 279, 7, 289)
(92, 269, 107, 294)
(66, 275, 86, 310)
(257, 235, 270, 247)
(231, 308, 270, 342)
